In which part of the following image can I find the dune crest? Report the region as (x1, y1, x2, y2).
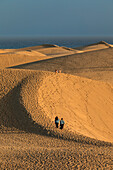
(1, 41, 113, 69)
(1, 40, 113, 169)
(1, 69, 113, 143)
(0, 45, 76, 68)
(74, 41, 113, 52)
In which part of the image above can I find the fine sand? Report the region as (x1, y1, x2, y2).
(0, 42, 113, 169)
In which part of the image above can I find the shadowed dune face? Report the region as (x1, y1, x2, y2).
(1, 42, 112, 69)
(11, 47, 113, 84)
(1, 69, 113, 143)
(0, 69, 53, 135)
(1, 42, 113, 169)
(0, 45, 75, 68)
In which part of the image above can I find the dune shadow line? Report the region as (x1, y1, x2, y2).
(0, 82, 53, 137)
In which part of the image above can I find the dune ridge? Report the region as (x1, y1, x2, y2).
(0, 44, 76, 68)
(74, 41, 113, 52)
(1, 41, 112, 69)
(9, 47, 113, 85)
(0, 41, 113, 169)
(1, 68, 113, 144)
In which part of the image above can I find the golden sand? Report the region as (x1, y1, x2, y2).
(0, 42, 113, 169)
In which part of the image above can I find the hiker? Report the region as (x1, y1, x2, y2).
(60, 118, 65, 130)
(55, 116, 59, 128)
(55, 69, 58, 74)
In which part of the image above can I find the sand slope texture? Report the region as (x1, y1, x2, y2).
(0, 42, 113, 169)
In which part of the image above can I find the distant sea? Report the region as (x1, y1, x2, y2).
(0, 37, 113, 49)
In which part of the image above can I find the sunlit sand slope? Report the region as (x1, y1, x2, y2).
(38, 47, 75, 55)
(74, 41, 113, 52)
(0, 45, 75, 68)
(0, 51, 47, 68)
(11, 47, 113, 84)
(1, 42, 113, 169)
(2, 41, 112, 69)
(1, 69, 113, 143)
(0, 49, 15, 53)
(35, 74, 113, 143)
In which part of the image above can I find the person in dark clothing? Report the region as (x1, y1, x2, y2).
(55, 116, 59, 128)
(60, 118, 65, 130)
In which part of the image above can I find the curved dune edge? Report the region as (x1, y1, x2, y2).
(0, 45, 75, 68)
(1, 41, 113, 69)
(0, 51, 47, 68)
(1, 69, 113, 145)
(22, 72, 113, 143)
(74, 41, 113, 52)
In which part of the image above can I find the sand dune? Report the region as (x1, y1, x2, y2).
(74, 41, 113, 52)
(11, 47, 113, 84)
(35, 46, 75, 56)
(0, 45, 76, 68)
(37, 74, 113, 142)
(1, 41, 112, 69)
(0, 41, 113, 169)
(0, 49, 15, 54)
(0, 51, 47, 68)
(1, 69, 113, 143)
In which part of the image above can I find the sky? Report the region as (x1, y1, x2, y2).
(0, 0, 113, 37)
